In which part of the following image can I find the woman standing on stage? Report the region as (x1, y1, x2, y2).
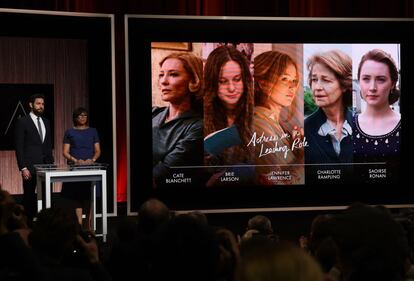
(61, 107, 101, 230)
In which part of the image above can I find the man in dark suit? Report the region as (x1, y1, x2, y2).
(15, 94, 54, 224)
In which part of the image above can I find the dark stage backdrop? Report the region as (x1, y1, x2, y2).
(0, 84, 54, 151)
(0, 37, 88, 194)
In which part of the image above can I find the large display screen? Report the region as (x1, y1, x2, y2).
(151, 42, 400, 187)
(127, 16, 413, 212)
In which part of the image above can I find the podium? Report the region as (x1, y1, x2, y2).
(35, 164, 108, 242)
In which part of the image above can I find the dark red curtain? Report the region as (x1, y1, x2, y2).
(43, 0, 409, 17)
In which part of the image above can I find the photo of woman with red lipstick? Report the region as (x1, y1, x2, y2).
(203, 45, 255, 186)
(353, 47, 401, 182)
(252, 49, 305, 185)
(152, 52, 204, 188)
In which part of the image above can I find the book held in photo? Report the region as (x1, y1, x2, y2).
(204, 124, 241, 156)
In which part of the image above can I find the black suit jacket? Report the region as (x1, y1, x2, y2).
(15, 114, 54, 173)
(304, 108, 353, 164)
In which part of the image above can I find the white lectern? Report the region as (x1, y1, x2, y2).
(35, 165, 107, 242)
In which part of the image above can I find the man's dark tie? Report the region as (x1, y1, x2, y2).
(37, 117, 43, 142)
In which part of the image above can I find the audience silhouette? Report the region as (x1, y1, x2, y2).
(4, 186, 414, 281)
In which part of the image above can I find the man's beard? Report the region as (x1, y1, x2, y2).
(33, 108, 44, 116)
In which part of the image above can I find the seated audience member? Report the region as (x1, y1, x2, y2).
(136, 198, 171, 237)
(239, 229, 277, 259)
(0, 186, 29, 237)
(239, 215, 278, 257)
(107, 217, 139, 281)
(153, 214, 220, 281)
(246, 215, 278, 242)
(109, 198, 171, 281)
(237, 242, 324, 281)
(395, 208, 414, 280)
(215, 227, 240, 281)
(329, 203, 410, 281)
(1, 186, 42, 281)
(307, 214, 338, 274)
(30, 207, 112, 281)
(188, 210, 208, 225)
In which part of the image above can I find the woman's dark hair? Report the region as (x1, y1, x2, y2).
(72, 107, 88, 126)
(357, 49, 400, 105)
(203, 45, 254, 164)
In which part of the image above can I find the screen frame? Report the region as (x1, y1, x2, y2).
(125, 15, 414, 215)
